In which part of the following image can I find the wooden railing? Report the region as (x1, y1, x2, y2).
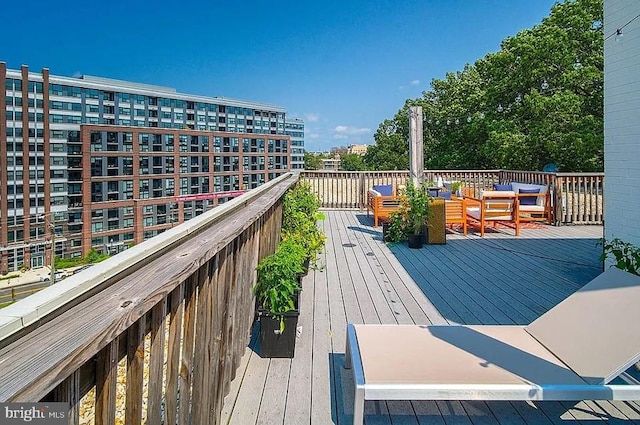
(0, 173, 298, 424)
(555, 173, 605, 224)
(300, 170, 409, 209)
(300, 170, 604, 225)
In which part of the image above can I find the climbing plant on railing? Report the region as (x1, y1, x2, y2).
(600, 238, 640, 275)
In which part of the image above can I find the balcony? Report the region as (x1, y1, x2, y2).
(0, 171, 623, 424)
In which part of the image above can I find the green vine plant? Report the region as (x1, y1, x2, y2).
(600, 238, 640, 276)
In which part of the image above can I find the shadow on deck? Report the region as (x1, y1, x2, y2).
(222, 210, 640, 424)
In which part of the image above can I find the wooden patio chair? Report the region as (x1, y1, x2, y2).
(464, 190, 520, 236)
(345, 268, 640, 425)
(444, 197, 467, 236)
(366, 189, 403, 227)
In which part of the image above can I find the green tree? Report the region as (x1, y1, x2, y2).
(303, 152, 323, 170)
(364, 116, 410, 170)
(340, 153, 366, 171)
(366, 0, 603, 172)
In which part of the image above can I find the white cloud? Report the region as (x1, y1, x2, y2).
(72, 71, 82, 78)
(307, 132, 321, 140)
(398, 85, 405, 90)
(304, 113, 320, 122)
(410, 79, 420, 86)
(333, 125, 371, 139)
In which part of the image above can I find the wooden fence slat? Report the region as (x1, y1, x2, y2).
(211, 245, 231, 423)
(208, 246, 229, 424)
(53, 370, 80, 425)
(178, 276, 197, 425)
(165, 284, 184, 425)
(147, 297, 167, 424)
(191, 263, 214, 425)
(95, 341, 118, 425)
(125, 317, 145, 425)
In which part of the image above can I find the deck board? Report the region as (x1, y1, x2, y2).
(220, 210, 640, 424)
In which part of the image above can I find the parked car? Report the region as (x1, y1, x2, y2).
(40, 270, 68, 282)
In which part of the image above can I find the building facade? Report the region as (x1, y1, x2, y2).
(0, 63, 298, 273)
(604, 0, 640, 250)
(347, 144, 368, 156)
(285, 118, 304, 169)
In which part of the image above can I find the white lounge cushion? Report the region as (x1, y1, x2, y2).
(480, 190, 516, 198)
(466, 208, 513, 221)
(519, 205, 545, 212)
(368, 189, 381, 197)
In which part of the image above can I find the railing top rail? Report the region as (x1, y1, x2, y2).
(299, 170, 410, 174)
(0, 173, 296, 343)
(300, 169, 603, 176)
(556, 172, 605, 177)
(425, 169, 502, 173)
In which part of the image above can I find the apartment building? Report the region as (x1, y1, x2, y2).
(0, 63, 298, 273)
(285, 118, 305, 169)
(347, 144, 368, 156)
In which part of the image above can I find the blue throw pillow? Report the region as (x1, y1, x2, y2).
(443, 182, 452, 191)
(372, 184, 393, 196)
(519, 188, 540, 205)
(493, 183, 513, 191)
(438, 190, 452, 200)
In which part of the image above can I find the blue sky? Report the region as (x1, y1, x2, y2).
(3, 0, 557, 151)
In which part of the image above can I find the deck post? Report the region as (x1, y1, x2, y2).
(409, 106, 424, 186)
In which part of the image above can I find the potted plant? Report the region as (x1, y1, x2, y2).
(254, 239, 305, 358)
(404, 180, 431, 249)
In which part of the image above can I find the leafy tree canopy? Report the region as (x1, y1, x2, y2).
(364, 0, 603, 172)
(303, 151, 324, 170)
(340, 153, 367, 171)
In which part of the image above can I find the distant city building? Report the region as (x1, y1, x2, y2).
(285, 118, 304, 169)
(347, 144, 368, 156)
(321, 158, 341, 170)
(0, 63, 296, 273)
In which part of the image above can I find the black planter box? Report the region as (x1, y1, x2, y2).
(258, 310, 300, 358)
(408, 233, 424, 249)
(382, 222, 390, 242)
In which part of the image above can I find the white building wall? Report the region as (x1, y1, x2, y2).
(604, 0, 640, 247)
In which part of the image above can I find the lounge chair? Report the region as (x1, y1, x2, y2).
(345, 268, 640, 425)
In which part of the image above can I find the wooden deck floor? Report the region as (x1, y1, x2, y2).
(221, 210, 640, 424)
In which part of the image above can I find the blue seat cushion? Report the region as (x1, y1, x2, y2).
(372, 184, 393, 196)
(438, 190, 452, 200)
(493, 183, 513, 191)
(519, 188, 540, 205)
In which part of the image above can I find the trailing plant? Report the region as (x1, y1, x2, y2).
(254, 180, 327, 333)
(254, 239, 305, 331)
(600, 238, 640, 275)
(281, 181, 326, 264)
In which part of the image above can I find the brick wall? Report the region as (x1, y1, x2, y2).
(604, 0, 640, 247)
